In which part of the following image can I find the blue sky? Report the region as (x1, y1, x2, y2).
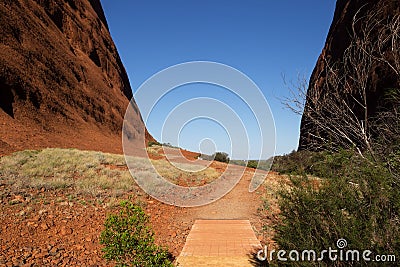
(101, 1, 336, 158)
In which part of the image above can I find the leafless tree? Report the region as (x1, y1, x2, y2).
(283, 7, 400, 159)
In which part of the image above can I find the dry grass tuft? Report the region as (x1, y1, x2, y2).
(150, 159, 220, 186)
(0, 148, 138, 197)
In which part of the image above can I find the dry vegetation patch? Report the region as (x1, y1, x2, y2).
(0, 148, 138, 198)
(150, 159, 220, 187)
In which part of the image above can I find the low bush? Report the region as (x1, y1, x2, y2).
(247, 160, 258, 169)
(244, 159, 273, 170)
(271, 150, 400, 265)
(100, 200, 173, 267)
(201, 152, 230, 163)
(214, 152, 229, 163)
(271, 149, 354, 177)
(147, 141, 161, 147)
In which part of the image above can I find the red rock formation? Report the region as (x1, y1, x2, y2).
(299, 0, 400, 150)
(0, 0, 146, 155)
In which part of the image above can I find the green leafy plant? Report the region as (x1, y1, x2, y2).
(213, 152, 230, 163)
(100, 201, 173, 267)
(271, 151, 400, 266)
(247, 160, 258, 169)
(200, 151, 230, 163)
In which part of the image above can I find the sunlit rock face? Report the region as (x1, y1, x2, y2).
(0, 0, 146, 154)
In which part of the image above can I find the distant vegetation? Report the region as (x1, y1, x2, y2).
(213, 152, 230, 163)
(200, 152, 230, 163)
(230, 158, 273, 170)
(147, 141, 180, 149)
(147, 141, 161, 147)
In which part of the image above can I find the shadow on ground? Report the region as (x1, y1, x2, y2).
(248, 251, 269, 267)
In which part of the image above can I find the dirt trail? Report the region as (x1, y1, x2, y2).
(148, 159, 276, 260)
(165, 162, 271, 266)
(186, 165, 267, 221)
(157, 149, 268, 226)
(0, 149, 284, 266)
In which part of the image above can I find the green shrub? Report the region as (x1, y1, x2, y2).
(247, 160, 258, 169)
(271, 151, 400, 266)
(213, 152, 230, 163)
(271, 150, 318, 174)
(200, 151, 230, 163)
(271, 149, 355, 177)
(100, 201, 173, 267)
(147, 141, 161, 147)
(385, 146, 400, 180)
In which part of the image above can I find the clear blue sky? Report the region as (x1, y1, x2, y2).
(101, 1, 336, 158)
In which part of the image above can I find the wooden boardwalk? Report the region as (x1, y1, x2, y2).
(176, 220, 262, 266)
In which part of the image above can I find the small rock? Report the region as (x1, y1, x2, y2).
(50, 258, 62, 265)
(12, 259, 22, 266)
(40, 223, 48, 230)
(34, 252, 47, 259)
(38, 209, 47, 215)
(60, 226, 73, 236)
(10, 196, 24, 205)
(27, 222, 36, 227)
(49, 247, 58, 256)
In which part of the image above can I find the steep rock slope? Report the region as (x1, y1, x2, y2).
(299, 0, 400, 150)
(0, 0, 145, 155)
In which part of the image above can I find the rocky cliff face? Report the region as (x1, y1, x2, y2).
(0, 0, 145, 154)
(299, 0, 400, 151)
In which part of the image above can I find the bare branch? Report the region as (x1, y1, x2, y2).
(284, 5, 399, 160)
